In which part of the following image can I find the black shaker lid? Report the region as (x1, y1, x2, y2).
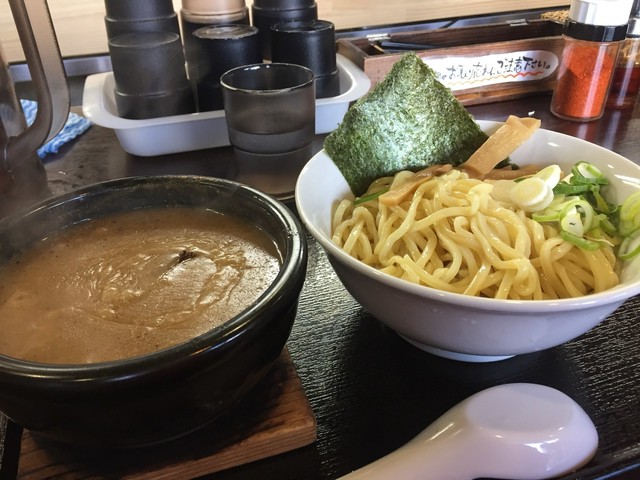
(104, 0, 175, 20)
(565, 21, 629, 41)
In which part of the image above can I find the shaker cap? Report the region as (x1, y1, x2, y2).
(569, 0, 634, 26)
(565, 0, 634, 40)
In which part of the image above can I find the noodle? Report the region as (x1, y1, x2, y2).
(332, 169, 619, 300)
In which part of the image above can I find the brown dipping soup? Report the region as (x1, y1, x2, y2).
(0, 207, 281, 364)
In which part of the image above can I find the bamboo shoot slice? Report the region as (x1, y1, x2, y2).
(379, 164, 453, 207)
(463, 116, 541, 179)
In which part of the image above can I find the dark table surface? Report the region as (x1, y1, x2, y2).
(2, 92, 640, 479)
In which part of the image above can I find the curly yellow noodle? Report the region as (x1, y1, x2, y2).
(585, 248, 618, 292)
(557, 262, 588, 297)
(390, 255, 465, 293)
(496, 269, 517, 299)
(332, 169, 620, 299)
(463, 261, 492, 296)
(332, 199, 351, 229)
(342, 218, 364, 254)
(469, 213, 540, 297)
(424, 223, 457, 282)
(450, 219, 486, 286)
(411, 229, 438, 268)
(376, 204, 420, 262)
(524, 214, 548, 262)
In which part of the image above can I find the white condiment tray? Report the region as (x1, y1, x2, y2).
(81, 54, 371, 157)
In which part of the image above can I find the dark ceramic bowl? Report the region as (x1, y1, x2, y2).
(0, 176, 307, 447)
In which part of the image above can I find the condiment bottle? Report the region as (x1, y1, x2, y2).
(551, 0, 634, 121)
(607, 0, 640, 108)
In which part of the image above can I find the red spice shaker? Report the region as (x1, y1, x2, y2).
(607, 0, 640, 108)
(551, 0, 634, 121)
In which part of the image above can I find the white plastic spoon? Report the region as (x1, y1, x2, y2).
(339, 383, 598, 480)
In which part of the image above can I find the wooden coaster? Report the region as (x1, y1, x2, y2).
(16, 349, 316, 479)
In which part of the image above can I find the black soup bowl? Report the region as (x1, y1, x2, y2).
(0, 175, 307, 447)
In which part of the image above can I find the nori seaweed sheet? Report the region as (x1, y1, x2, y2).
(324, 53, 488, 196)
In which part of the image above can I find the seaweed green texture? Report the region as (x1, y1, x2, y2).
(324, 53, 488, 196)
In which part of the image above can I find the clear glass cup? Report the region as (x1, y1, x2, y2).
(220, 63, 315, 154)
(220, 62, 316, 199)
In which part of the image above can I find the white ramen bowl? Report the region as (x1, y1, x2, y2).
(295, 120, 640, 362)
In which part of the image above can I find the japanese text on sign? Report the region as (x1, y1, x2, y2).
(424, 50, 559, 91)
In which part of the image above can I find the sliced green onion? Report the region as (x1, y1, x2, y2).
(510, 180, 556, 213)
(553, 183, 590, 195)
(535, 164, 562, 188)
(354, 188, 389, 205)
(572, 161, 608, 185)
(559, 199, 580, 218)
(594, 214, 617, 236)
(591, 189, 611, 214)
(560, 230, 602, 250)
(619, 190, 640, 222)
(585, 227, 616, 246)
(618, 229, 640, 260)
(532, 211, 561, 222)
(561, 208, 584, 237)
(546, 194, 573, 210)
(532, 197, 583, 224)
(510, 177, 551, 211)
(619, 218, 638, 237)
(574, 199, 595, 231)
(510, 161, 640, 259)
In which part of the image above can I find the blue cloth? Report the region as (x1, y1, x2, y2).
(20, 99, 92, 159)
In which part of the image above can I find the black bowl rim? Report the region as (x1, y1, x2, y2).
(0, 175, 306, 381)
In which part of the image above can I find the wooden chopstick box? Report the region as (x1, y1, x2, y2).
(337, 19, 565, 105)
